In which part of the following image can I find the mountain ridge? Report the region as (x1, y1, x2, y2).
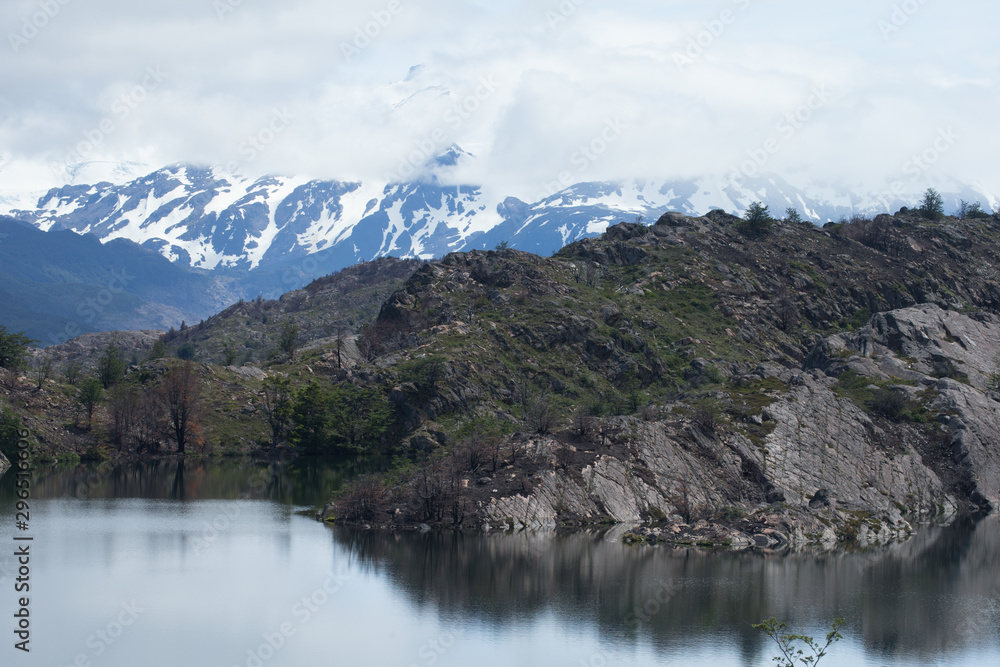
(6, 160, 995, 281)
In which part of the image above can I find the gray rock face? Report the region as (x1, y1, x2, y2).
(485, 303, 1000, 543)
(845, 304, 1000, 510)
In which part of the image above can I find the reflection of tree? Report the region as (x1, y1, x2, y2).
(0, 457, 383, 507)
(171, 460, 186, 501)
(330, 518, 1000, 662)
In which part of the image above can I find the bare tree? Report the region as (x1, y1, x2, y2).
(596, 418, 623, 447)
(31, 353, 54, 390)
(108, 384, 140, 451)
(160, 362, 203, 454)
(334, 324, 346, 369)
(335, 475, 390, 523)
(133, 390, 162, 453)
(774, 286, 801, 332)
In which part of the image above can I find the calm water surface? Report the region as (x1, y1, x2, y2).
(0, 460, 997, 666)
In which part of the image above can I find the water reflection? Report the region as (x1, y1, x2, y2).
(0, 455, 380, 507)
(331, 517, 1000, 664)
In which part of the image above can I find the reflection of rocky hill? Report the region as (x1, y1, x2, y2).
(330, 518, 1000, 661)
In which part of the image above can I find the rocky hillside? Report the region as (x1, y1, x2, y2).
(322, 209, 1000, 546)
(5, 207, 1000, 548)
(158, 257, 423, 365)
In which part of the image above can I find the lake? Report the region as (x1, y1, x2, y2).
(0, 459, 997, 666)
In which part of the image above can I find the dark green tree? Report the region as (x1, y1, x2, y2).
(222, 344, 239, 366)
(919, 188, 945, 221)
(147, 338, 169, 361)
(97, 342, 127, 389)
(784, 207, 803, 224)
(0, 406, 26, 462)
(76, 378, 105, 429)
(737, 202, 775, 238)
(327, 385, 393, 451)
(291, 382, 332, 454)
(279, 320, 299, 360)
(958, 199, 989, 219)
(0, 326, 36, 370)
(261, 376, 293, 452)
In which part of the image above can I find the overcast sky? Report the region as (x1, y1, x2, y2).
(0, 0, 997, 201)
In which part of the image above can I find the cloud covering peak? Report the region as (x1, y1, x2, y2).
(1, 0, 997, 200)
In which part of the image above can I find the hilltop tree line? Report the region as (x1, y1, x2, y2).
(737, 188, 992, 240)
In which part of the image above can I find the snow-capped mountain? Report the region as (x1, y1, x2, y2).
(4, 156, 995, 295)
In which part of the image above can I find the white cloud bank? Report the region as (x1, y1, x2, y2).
(0, 0, 997, 202)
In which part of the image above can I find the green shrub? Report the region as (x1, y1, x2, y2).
(737, 202, 775, 238)
(784, 208, 803, 223)
(866, 389, 908, 421)
(0, 407, 26, 462)
(0, 326, 35, 370)
(918, 188, 944, 221)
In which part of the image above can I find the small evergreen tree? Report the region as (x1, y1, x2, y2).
(919, 188, 945, 221)
(97, 343, 127, 389)
(147, 338, 169, 360)
(76, 378, 105, 429)
(222, 344, 239, 366)
(327, 384, 393, 451)
(261, 377, 293, 452)
(785, 208, 803, 224)
(279, 320, 299, 360)
(291, 382, 331, 454)
(960, 200, 990, 219)
(738, 202, 775, 238)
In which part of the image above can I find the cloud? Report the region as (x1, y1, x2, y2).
(0, 0, 997, 201)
